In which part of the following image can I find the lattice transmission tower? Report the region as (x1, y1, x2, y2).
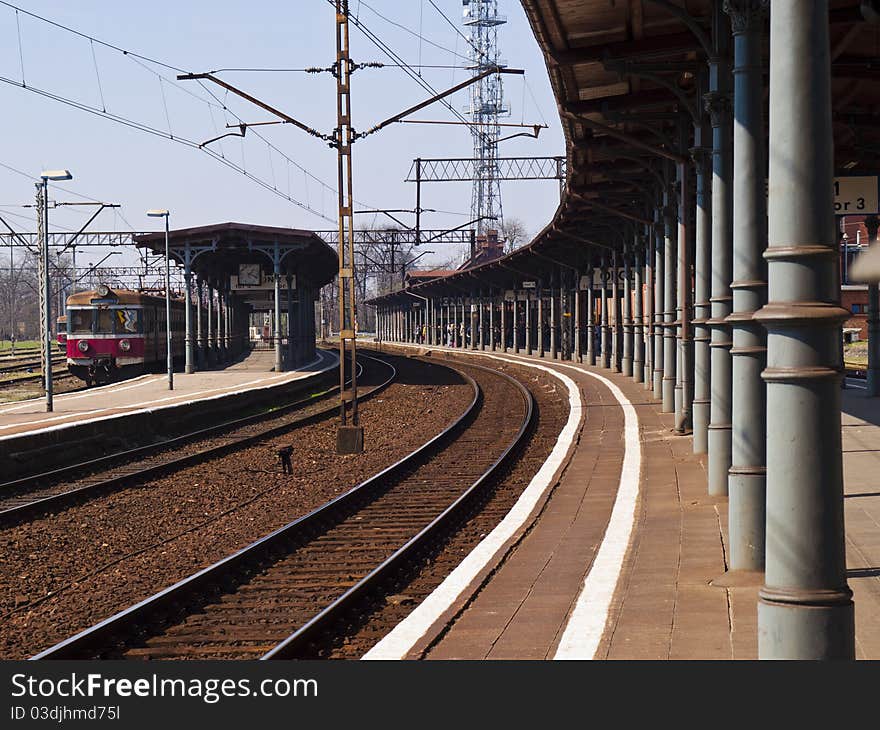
(462, 0, 508, 235)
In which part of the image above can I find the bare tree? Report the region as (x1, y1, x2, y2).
(501, 218, 530, 254)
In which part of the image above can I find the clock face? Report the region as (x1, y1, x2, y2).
(239, 263, 261, 286)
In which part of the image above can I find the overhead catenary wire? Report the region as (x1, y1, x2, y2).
(355, 0, 472, 62)
(0, 0, 376, 220)
(89, 39, 106, 112)
(0, 74, 335, 222)
(331, 0, 490, 145)
(14, 8, 24, 86)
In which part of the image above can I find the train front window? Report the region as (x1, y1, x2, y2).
(115, 309, 140, 333)
(96, 308, 115, 334)
(70, 309, 93, 334)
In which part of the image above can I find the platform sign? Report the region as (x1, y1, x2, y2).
(230, 274, 294, 291)
(579, 268, 627, 290)
(522, 280, 537, 289)
(834, 176, 878, 214)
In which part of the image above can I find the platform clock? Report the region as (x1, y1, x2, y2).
(238, 263, 261, 286)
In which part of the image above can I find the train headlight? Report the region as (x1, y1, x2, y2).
(119, 339, 131, 352)
(96, 284, 110, 297)
(77, 340, 89, 353)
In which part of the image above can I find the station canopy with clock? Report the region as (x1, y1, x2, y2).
(135, 222, 337, 313)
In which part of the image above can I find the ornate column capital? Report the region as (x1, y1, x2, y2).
(723, 0, 769, 34)
(703, 91, 732, 127)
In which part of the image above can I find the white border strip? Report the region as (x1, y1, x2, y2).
(361, 344, 641, 661)
(552, 367, 641, 660)
(0, 373, 161, 414)
(0, 350, 335, 441)
(363, 349, 581, 660)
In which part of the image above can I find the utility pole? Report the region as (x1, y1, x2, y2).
(334, 0, 363, 454)
(177, 10, 521, 456)
(35, 181, 52, 412)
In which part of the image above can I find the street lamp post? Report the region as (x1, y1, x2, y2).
(147, 209, 173, 390)
(38, 170, 73, 413)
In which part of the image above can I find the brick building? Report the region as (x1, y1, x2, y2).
(839, 214, 879, 340)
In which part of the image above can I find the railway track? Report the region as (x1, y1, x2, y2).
(0, 369, 73, 390)
(32, 357, 533, 660)
(0, 353, 66, 377)
(0, 353, 392, 526)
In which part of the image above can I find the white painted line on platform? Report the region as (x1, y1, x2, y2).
(0, 374, 161, 414)
(552, 367, 641, 660)
(361, 343, 641, 661)
(363, 347, 583, 660)
(846, 378, 867, 390)
(0, 350, 335, 441)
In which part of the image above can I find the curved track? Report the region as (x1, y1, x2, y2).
(33, 358, 533, 660)
(0, 354, 392, 526)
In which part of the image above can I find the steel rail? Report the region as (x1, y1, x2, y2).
(264, 359, 534, 659)
(0, 370, 72, 389)
(32, 357, 532, 660)
(0, 355, 65, 375)
(0, 354, 391, 526)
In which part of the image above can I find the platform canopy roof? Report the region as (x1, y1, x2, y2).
(135, 222, 338, 293)
(369, 0, 880, 306)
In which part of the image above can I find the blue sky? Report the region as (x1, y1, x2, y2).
(0, 1, 564, 269)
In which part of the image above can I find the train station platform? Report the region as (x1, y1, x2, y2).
(0, 348, 335, 442)
(363, 343, 880, 660)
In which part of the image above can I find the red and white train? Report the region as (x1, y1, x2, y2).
(65, 286, 186, 385)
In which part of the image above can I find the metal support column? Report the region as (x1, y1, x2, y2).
(727, 0, 768, 572)
(461, 299, 467, 348)
(663, 181, 677, 413)
(183, 243, 194, 374)
(206, 284, 214, 366)
(273, 244, 283, 372)
(653, 209, 665, 398)
(488, 294, 494, 351)
(286, 274, 295, 368)
(612, 251, 621, 372)
(633, 245, 644, 382)
(601, 258, 610, 368)
(525, 292, 532, 355)
(706, 22, 734, 495)
(754, 0, 853, 658)
(512, 298, 519, 353)
(623, 243, 634, 377)
(550, 281, 558, 359)
(586, 264, 595, 366)
(225, 287, 232, 359)
(642, 224, 654, 390)
(676, 144, 693, 434)
(537, 285, 545, 357)
(217, 283, 224, 363)
(693, 139, 712, 452)
(196, 277, 205, 368)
